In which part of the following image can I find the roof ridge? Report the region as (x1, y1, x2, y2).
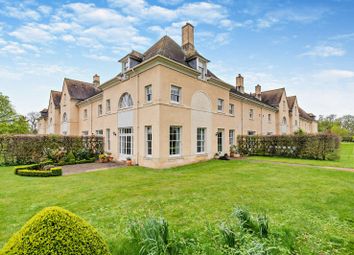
(261, 87, 285, 93)
(64, 77, 93, 85)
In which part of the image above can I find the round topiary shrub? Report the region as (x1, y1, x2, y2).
(1, 206, 111, 255)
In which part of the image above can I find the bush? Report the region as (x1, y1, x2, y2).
(1, 206, 111, 255)
(0, 134, 103, 166)
(15, 166, 62, 177)
(237, 134, 340, 160)
(341, 136, 353, 142)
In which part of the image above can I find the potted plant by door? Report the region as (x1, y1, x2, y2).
(230, 145, 237, 157)
(126, 157, 132, 166)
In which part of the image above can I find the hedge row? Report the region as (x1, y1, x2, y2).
(342, 136, 354, 142)
(16, 167, 62, 177)
(0, 135, 103, 166)
(237, 134, 340, 160)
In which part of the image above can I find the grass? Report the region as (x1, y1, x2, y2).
(0, 159, 353, 254)
(249, 142, 354, 169)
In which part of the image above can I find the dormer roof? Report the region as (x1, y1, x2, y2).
(50, 90, 62, 108)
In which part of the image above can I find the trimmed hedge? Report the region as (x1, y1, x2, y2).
(16, 167, 62, 177)
(0, 135, 103, 166)
(1, 206, 111, 255)
(237, 134, 340, 160)
(342, 136, 354, 142)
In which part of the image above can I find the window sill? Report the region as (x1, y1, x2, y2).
(196, 153, 208, 156)
(168, 155, 183, 160)
(170, 101, 181, 105)
(144, 156, 153, 160)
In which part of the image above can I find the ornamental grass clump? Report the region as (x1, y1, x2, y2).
(1, 206, 111, 255)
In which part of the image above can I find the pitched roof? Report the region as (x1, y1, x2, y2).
(64, 78, 101, 101)
(51, 91, 62, 108)
(298, 107, 313, 121)
(287, 96, 296, 110)
(230, 88, 277, 110)
(144, 35, 186, 65)
(260, 88, 285, 107)
(39, 108, 48, 118)
(142, 35, 217, 79)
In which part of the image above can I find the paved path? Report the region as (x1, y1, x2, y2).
(62, 162, 126, 175)
(246, 159, 354, 173)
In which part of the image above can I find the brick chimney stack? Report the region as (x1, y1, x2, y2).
(255, 84, 261, 100)
(236, 74, 244, 93)
(182, 23, 195, 54)
(93, 74, 100, 87)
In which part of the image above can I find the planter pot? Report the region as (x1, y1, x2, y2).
(230, 152, 235, 157)
(234, 153, 241, 158)
(126, 160, 132, 166)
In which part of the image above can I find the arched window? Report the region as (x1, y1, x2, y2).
(119, 93, 133, 109)
(62, 112, 67, 123)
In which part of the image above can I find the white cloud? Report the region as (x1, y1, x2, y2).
(301, 45, 345, 57)
(84, 54, 116, 62)
(158, 0, 184, 5)
(0, 3, 41, 21)
(0, 41, 39, 55)
(256, 8, 327, 29)
(9, 23, 55, 43)
(314, 69, 354, 80)
(37, 5, 52, 16)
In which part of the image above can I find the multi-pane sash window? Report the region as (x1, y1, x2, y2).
(229, 130, 235, 145)
(106, 128, 111, 151)
(217, 130, 223, 152)
(98, 104, 103, 116)
(106, 99, 111, 113)
(145, 126, 152, 156)
(96, 129, 103, 136)
(171, 85, 181, 103)
(84, 109, 88, 119)
(119, 128, 133, 156)
(268, 114, 271, 122)
(169, 126, 181, 155)
(82, 131, 89, 136)
(145, 85, 152, 103)
(196, 128, 206, 153)
(249, 109, 254, 119)
(217, 99, 224, 112)
(229, 104, 234, 115)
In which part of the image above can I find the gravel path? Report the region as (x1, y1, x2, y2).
(62, 162, 126, 175)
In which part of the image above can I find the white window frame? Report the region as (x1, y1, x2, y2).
(248, 130, 256, 136)
(98, 104, 103, 116)
(229, 129, 235, 145)
(119, 127, 133, 158)
(119, 93, 133, 109)
(229, 104, 234, 115)
(196, 128, 206, 154)
(169, 126, 181, 156)
(145, 126, 152, 157)
(106, 99, 111, 113)
(217, 129, 224, 153)
(145, 85, 152, 103)
(217, 99, 224, 112)
(170, 85, 181, 104)
(83, 109, 88, 120)
(82, 131, 89, 136)
(197, 58, 207, 80)
(268, 113, 271, 123)
(249, 109, 254, 120)
(96, 129, 103, 136)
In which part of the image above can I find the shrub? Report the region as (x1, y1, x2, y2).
(237, 134, 340, 160)
(15, 167, 62, 177)
(341, 136, 353, 142)
(1, 206, 111, 255)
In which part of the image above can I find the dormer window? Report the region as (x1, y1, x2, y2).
(122, 59, 129, 73)
(197, 58, 207, 80)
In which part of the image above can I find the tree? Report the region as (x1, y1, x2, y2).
(27, 111, 41, 134)
(338, 115, 354, 135)
(0, 92, 30, 134)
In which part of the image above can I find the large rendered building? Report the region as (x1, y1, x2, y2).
(38, 23, 318, 168)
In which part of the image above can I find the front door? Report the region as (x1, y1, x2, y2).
(118, 127, 133, 160)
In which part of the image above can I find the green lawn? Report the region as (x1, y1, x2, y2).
(1, 160, 353, 254)
(249, 142, 354, 169)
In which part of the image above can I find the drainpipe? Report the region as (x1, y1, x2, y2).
(131, 68, 140, 166)
(241, 101, 244, 135)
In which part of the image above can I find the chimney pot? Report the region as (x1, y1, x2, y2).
(255, 84, 262, 100)
(182, 23, 195, 54)
(93, 74, 100, 87)
(236, 74, 244, 93)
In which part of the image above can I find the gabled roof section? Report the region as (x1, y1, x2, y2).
(287, 96, 296, 110)
(64, 78, 101, 101)
(119, 50, 143, 62)
(298, 107, 314, 121)
(50, 90, 62, 108)
(260, 88, 285, 107)
(39, 108, 48, 118)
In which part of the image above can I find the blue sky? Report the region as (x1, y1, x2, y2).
(0, 0, 353, 116)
